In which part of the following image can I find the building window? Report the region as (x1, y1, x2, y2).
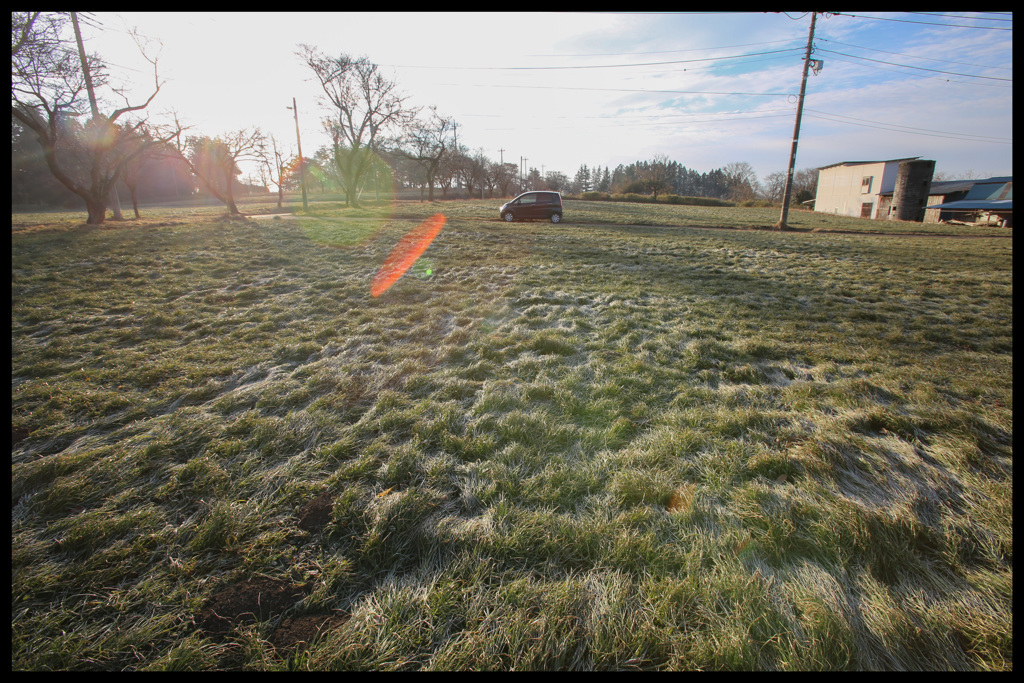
(861, 176, 873, 193)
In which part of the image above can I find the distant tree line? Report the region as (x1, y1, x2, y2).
(12, 12, 819, 218)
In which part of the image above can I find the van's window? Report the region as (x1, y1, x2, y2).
(519, 194, 537, 205)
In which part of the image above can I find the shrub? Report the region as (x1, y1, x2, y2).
(573, 192, 735, 208)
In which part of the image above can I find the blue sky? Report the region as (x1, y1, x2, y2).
(84, 11, 1012, 186)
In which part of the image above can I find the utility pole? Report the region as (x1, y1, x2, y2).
(71, 12, 122, 220)
(452, 122, 460, 192)
(288, 97, 308, 211)
(71, 13, 98, 118)
(775, 11, 817, 230)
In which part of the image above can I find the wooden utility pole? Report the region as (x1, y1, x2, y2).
(71, 11, 123, 220)
(775, 11, 817, 230)
(289, 97, 308, 211)
(70, 13, 99, 118)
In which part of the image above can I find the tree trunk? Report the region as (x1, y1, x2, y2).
(108, 187, 124, 220)
(85, 196, 107, 225)
(127, 184, 141, 218)
(224, 171, 240, 214)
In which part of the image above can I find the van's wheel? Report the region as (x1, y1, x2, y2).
(503, 212, 515, 222)
(550, 213, 562, 223)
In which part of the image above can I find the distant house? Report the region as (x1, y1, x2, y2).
(926, 177, 1012, 227)
(813, 157, 920, 220)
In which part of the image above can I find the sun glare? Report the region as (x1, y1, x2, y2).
(371, 213, 446, 297)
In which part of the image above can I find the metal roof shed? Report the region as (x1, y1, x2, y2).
(926, 178, 1012, 226)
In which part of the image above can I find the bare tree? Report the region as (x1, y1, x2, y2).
(723, 161, 760, 202)
(259, 135, 296, 209)
(761, 170, 788, 203)
(436, 148, 462, 199)
(11, 12, 179, 224)
(492, 162, 519, 198)
(792, 167, 818, 204)
(120, 128, 164, 218)
(457, 148, 489, 199)
(394, 106, 454, 202)
(934, 168, 990, 181)
(545, 171, 569, 194)
(299, 45, 415, 207)
(640, 154, 673, 200)
(177, 128, 266, 215)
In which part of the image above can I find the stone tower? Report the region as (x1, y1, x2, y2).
(891, 159, 935, 222)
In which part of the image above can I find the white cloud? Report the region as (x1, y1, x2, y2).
(83, 12, 1011, 185)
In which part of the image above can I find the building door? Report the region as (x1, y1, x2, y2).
(861, 202, 873, 218)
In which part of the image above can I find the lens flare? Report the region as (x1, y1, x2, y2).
(371, 214, 446, 297)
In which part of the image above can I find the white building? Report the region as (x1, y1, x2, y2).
(813, 157, 919, 219)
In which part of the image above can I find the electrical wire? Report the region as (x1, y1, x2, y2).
(436, 83, 795, 97)
(383, 48, 803, 71)
(526, 39, 798, 58)
(804, 109, 1011, 141)
(815, 48, 1012, 82)
(905, 12, 1012, 23)
(832, 12, 1013, 30)
(816, 51, 1012, 88)
(605, 52, 802, 80)
(475, 113, 795, 132)
(804, 112, 1011, 144)
(465, 108, 795, 123)
(817, 38, 1011, 72)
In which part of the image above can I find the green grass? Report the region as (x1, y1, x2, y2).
(12, 199, 1012, 670)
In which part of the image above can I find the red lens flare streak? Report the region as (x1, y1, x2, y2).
(371, 214, 446, 297)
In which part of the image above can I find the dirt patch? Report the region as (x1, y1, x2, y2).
(196, 577, 306, 640)
(268, 613, 348, 654)
(296, 491, 335, 532)
(247, 213, 299, 220)
(12, 426, 31, 450)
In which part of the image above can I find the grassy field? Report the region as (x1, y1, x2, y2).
(12, 198, 1012, 670)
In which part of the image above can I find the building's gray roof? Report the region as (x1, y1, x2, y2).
(926, 178, 1012, 210)
(927, 180, 978, 195)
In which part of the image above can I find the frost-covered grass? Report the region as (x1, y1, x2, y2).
(12, 202, 1012, 670)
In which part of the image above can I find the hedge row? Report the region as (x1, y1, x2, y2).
(568, 191, 736, 207)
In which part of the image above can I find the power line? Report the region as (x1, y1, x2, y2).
(833, 12, 1013, 30)
(820, 52, 1012, 88)
(438, 83, 795, 97)
(475, 113, 795, 132)
(906, 12, 1012, 23)
(526, 38, 798, 58)
(383, 48, 803, 71)
(464, 108, 796, 122)
(805, 109, 1012, 141)
(817, 38, 1012, 71)
(804, 112, 1011, 144)
(815, 48, 1012, 81)
(604, 52, 802, 80)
